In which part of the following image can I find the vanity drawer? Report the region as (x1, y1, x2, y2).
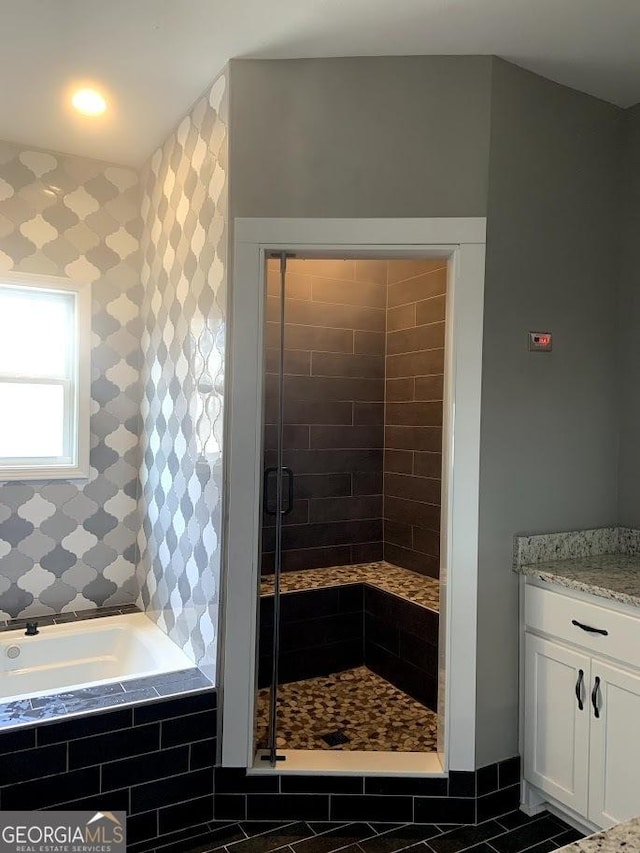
(525, 584, 640, 668)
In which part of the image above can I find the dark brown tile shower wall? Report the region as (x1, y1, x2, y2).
(262, 259, 387, 574)
(383, 260, 447, 578)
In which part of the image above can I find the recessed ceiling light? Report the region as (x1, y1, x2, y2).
(71, 88, 107, 116)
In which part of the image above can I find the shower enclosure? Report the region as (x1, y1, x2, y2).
(222, 216, 486, 776)
(256, 253, 447, 764)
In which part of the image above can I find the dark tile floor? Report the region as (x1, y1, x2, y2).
(145, 810, 583, 853)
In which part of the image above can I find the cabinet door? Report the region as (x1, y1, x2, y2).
(588, 660, 640, 827)
(524, 633, 591, 815)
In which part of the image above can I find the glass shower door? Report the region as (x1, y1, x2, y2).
(259, 251, 292, 766)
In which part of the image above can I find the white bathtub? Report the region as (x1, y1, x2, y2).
(0, 613, 196, 704)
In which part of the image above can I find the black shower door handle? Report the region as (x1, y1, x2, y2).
(282, 467, 294, 515)
(263, 466, 294, 515)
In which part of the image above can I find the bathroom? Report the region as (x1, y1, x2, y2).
(0, 5, 639, 853)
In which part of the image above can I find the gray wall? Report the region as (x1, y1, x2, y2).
(227, 54, 628, 767)
(477, 59, 623, 765)
(229, 56, 493, 218)
(617, 104, 640, 526)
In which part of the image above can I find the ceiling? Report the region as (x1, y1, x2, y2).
(1, 0, 639, 167)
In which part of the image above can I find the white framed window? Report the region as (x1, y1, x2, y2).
(0, 272, 91, 481)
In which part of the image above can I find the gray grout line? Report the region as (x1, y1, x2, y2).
(485, 820, 581, 853)
(495, 812, 552, 832)
(150, 822, 219, 853)
(227, 821, 298, 847)
(548, 827, 582, 844)
(361, 825, 380, 842)
(372, 832, 441, 853)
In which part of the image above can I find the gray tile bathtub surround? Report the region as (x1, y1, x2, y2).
(0, 141, 143, 620)
(136, 70, 228, 681)
(0, 666, 212, 731)
(517, 554, 640, 609)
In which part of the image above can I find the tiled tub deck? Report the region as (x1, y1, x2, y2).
(0, 605, 213, 730)
(0, 606, 217, 851)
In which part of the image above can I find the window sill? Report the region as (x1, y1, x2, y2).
(0, 464, 90, 482)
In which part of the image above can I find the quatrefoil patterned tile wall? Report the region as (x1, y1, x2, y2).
(0, 142, 142, 619)
(136, 71, 228, 678)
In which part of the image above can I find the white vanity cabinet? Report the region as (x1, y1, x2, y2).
(522, 581, 640, 829)
(587, 660, 640, 827)
(524, 633, 591, 816)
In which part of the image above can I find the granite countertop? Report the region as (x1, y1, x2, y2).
(260, 561, 440, 611)
(556, 817, 640, 851)
(517, 553, 640, 609)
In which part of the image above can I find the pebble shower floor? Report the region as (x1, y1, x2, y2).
(255, 666, 438, 752)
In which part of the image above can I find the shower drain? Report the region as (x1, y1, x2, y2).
(6, 646, 20, 659)
(319, 730, 350, 747)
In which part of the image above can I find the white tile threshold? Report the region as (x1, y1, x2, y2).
(251, 748, 445, 777)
